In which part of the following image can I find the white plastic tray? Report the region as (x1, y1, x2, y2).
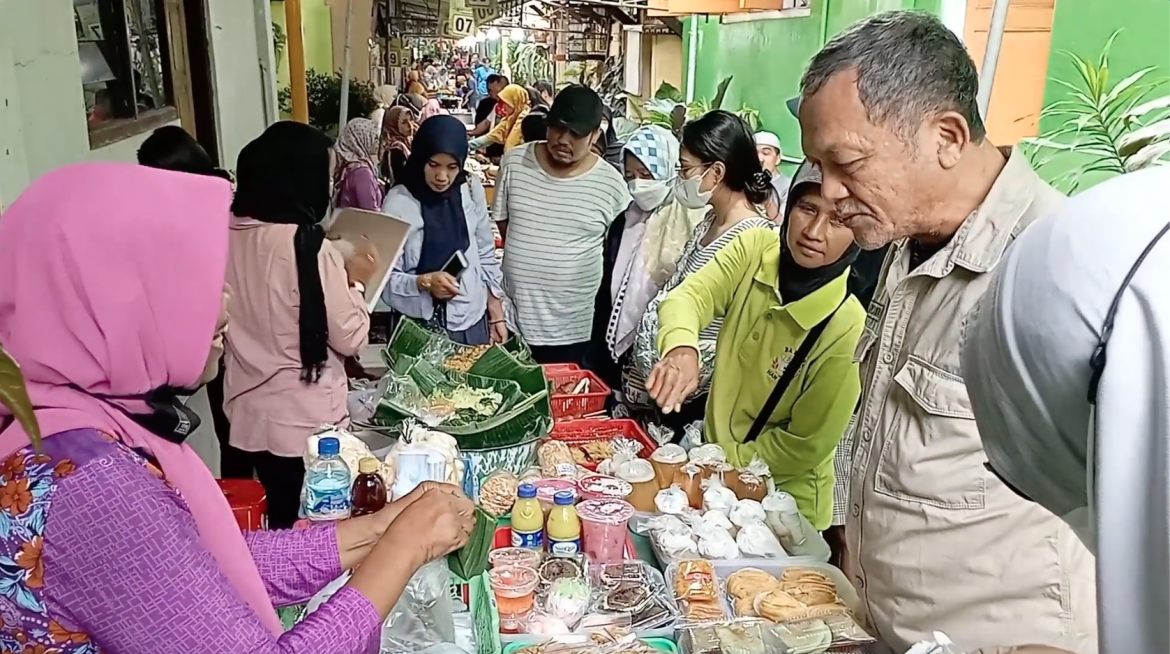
(709, 558, 860, 617)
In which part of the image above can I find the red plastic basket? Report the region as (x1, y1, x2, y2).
(540, 363, 580, 376)
(548, 419, 655, 471)
(547, 369, 610, 419)
(217, 479, 267, 531)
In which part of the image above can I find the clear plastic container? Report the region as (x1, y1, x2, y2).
(488, 565, 539, 634)
(577, 474, 633, 501)
(577, 498, 634, 565)
(303, 436, 352, 521)
(489, 547, 542, 570)
(532, 478, 578, 515)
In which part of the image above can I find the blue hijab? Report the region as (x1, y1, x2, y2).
(401, 115, 472, 275)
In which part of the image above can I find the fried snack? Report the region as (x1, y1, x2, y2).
(673, 559, 717, 602)
(756, 588, 807, 622)
(478, 469, 518, 517)
(539, 440, 577, 478)
(683, 600, 725, 621)
(733, 594, 759, 617)
(444, 344, 491, 372)
(725, 568, 779, 598)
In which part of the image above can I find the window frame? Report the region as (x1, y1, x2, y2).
(80, 0, 195, 150)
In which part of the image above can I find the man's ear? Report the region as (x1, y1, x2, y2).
(933, 110, 972, 170)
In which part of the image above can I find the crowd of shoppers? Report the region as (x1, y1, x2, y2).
(0, 9, 1155, 654)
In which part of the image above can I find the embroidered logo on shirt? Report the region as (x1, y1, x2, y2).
(767, 349, 795, 381)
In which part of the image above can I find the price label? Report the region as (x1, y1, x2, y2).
(387, 50, 402, 67)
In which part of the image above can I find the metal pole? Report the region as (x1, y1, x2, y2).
(684, 14, 697, 103)
(338, 0, 356, 129)
(977, 0, 1010, 118)
(285, 0, 310, 123)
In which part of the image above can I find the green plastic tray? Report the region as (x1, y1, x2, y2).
(500, 638, 678, 654)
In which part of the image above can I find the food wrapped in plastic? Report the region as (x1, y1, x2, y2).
(541, 577, 591, 627)
(647, 423, 675, 447)
(539, 440, 578, 478)
(688, 443, 727, 465)
(736, 523, 787, 558)
(695, 509, 735, 535)
(654, 484, 691, 514)
(669, 559, 726, 623)
(672, 462, 705, 509)
(903, 632, 964, 654)
(680, 420, 704, 451)
(695, 523, 741, 559)
(762, 490, 831, 561)
(766, 618, 834, 654)
(701, 476, 737, 515)
(728, 499, 767, 527)
(479, 468, 520, 516)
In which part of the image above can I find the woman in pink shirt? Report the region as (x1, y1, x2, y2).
(0, 161, 473, 653)
(225, 121, 379, 528)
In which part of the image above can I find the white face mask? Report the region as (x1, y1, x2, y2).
(673, 167, 713, 209)
(628, 178, 673, 212)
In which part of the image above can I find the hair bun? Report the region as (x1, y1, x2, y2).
(748, 170, 772, 192)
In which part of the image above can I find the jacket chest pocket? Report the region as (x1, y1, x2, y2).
(874, 355, 986, 510)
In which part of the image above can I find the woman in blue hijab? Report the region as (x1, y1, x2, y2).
(381, 115, 506, 344)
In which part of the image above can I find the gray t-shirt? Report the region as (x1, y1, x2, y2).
(493, 143, 631, 346)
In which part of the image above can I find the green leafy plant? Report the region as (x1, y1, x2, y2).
(1023, 30, 1170, 193)
(628, 77, 761, 137)
(505, 42, 553, 86)
(278, 70, 379, 135)
(0, 345, 41, 452)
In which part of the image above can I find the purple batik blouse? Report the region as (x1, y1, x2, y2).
(0, 428, 381, 654)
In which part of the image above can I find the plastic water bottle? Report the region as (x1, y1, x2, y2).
(303, 436, 352, 521)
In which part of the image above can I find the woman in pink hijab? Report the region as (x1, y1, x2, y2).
(420, 98, 448, 122)
(0, 162, 472, 653)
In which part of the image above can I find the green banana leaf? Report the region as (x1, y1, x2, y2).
(0, 344, 40, 451)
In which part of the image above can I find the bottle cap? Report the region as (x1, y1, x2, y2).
(517, 482, 537, 498)
(318, 436, 340, 456)
(358, 457, 380, 474)
(553, 490, 575, 505)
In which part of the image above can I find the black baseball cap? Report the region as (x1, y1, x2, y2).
(546, 85, 604, 137)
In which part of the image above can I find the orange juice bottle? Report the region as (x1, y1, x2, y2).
(545, 490, 581, 557)
(511, 483, 544, 549)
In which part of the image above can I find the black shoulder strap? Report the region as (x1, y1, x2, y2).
(744, 299, 846, 443)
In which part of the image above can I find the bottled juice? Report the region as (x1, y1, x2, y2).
(545, 490, 581, 557)
(511, 483, 544, 549)
(350, 457, 387, 518)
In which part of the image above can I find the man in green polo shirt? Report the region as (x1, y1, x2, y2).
(646, 163, 864, 530)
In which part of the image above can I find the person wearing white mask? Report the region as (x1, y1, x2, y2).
(624, 110, 774, 429)
(584, 125, 707, 392)
(962, 167, 1170, 654)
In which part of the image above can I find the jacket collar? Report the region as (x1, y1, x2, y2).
(902, 146, 1050, 280)
(753, 250, 850, 331)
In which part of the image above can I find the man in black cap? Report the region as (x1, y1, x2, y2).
(492, 84, 630, 365)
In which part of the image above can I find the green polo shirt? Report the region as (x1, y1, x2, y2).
(657, 227, 864, 530)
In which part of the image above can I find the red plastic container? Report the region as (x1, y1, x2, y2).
(548, 419, 655, 471)
(546, 369, 611, 419)
(217, 479, 267, 531)
(540, 363, 580, 376)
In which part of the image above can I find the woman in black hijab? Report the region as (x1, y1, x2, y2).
(382, 115, 506, 345)
(224, 121, 377, 528)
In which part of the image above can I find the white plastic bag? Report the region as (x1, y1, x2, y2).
(762, 490, 831, 561)
(728, 499, 767, 528)
(701, 477, 737, 515)
(735, 523, 787, 558)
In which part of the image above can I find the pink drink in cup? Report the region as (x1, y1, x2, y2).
(577, 474, 632, 501)
(577, 498, 634, 564)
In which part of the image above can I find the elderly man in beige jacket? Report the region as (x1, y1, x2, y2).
(797, 11, 1096, 654)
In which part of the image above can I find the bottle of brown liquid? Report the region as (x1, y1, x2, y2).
(351, 457, 387, 517)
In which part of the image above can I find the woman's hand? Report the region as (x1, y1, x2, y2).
(418, 272, 460, 300)
(383, 484, 475, 562)
(647, 346, 700, 414)
(487, 295, 507, 344)
(345, 239, 380, 286)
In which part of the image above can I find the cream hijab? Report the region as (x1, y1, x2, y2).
(962, 167, 1170, 654)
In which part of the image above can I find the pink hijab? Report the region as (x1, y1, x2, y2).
(0, 162, 283, 635)
(420, 98, 447, 122)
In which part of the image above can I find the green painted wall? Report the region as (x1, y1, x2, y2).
(1036, 0, 1169, 189)
(271, 0, 335, 91)
(683, 0, 941, 167)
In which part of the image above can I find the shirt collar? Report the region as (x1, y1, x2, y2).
(752, 251, 850, 331)
(908, 146, 1048, 279)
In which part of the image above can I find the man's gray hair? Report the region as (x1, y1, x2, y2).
(801, 10, 986, 142)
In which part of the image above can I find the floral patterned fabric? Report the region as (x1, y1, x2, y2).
(0, 430, 111, 654)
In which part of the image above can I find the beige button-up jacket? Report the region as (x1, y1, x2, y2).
(845, 148, 1098, 653)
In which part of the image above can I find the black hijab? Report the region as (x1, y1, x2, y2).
(231, 121, 334, 383)
(401, 115, 471, 274)
(777, 161, 860, 303)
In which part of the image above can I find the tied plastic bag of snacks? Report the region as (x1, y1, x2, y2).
(904, 632, 965, 654)
(381, 557, 457, 652)
(647, 423, 675, 447)
(681, 421, 704, 452)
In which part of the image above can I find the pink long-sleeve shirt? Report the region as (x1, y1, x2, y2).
(224, 218, 371, 457)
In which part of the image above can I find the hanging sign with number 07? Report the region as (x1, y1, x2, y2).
(447, 14, 475, 36)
